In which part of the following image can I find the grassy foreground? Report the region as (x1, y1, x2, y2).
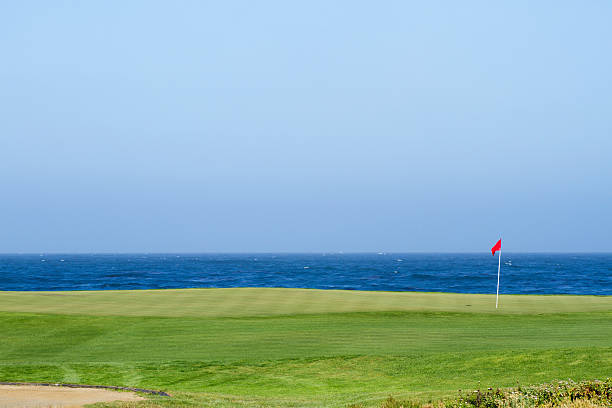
(0, 288, 610, 407)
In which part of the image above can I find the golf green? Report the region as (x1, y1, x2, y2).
(0, 288, 610, 407)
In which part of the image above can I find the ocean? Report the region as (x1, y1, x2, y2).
(1, 253, 610, 295)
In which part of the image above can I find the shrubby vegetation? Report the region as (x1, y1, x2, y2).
(368, 379, 612, 408)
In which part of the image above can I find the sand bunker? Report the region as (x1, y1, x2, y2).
(0, 384, 144, 408)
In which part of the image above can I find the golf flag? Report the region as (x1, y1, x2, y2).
(491, 239, 501, 256)
(492, 238, 502, 308)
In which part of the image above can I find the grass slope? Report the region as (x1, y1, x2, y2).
(0, 288, 610, 407)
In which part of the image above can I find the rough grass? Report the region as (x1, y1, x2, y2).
(90, 379, 612, 408)
(0, 288, 610, 407)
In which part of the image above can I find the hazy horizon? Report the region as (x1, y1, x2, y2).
(2, 1, 611, 253)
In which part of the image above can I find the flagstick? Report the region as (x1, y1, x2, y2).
(496, 245, 502, 309)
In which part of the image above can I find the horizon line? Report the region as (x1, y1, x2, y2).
(1, 251, 611, 255)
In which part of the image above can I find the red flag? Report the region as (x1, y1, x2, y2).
(491, 239, 501, 256)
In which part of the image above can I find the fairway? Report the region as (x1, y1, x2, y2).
(1, 288, 611, 407)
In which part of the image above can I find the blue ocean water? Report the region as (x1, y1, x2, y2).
(0, 253, 610, 295)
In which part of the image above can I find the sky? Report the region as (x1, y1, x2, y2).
(1, 1, 611, 253)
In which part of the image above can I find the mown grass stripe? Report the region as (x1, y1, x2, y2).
(0, 288, 610, 317)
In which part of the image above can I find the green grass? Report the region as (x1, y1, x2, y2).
(0, 288, 610, 407)
(0, 288, 609, 316)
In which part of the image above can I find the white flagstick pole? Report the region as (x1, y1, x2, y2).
(496, 243, 502, 309)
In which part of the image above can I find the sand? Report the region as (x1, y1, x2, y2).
(0, 384, 144, 408)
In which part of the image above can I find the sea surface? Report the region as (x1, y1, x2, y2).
(0, 253, 610, 295)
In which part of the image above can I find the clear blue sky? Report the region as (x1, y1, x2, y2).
(1, 1, 611, 252)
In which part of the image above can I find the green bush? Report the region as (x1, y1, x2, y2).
(443, 379, 612, 408)
(364, 379, 612, 408)
(519, 379, 612, 407)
